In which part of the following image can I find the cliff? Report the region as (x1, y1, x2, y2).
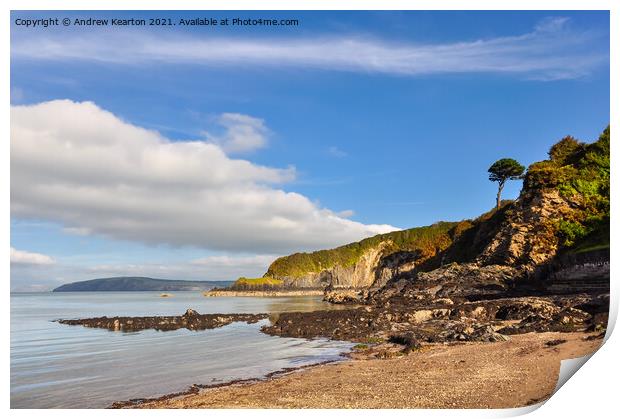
(254, 126, 610, 292)
(263, 222, 464, 289)
(225, 128, 610, 354)
(365, 126, 610, 305)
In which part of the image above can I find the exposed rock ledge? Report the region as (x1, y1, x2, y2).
(56, 309, 268, 332)
(204, 289, 324, 297)
(262, 293, 609, 345)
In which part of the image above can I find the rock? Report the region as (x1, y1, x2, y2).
(471, 306, 487, 319)
(496, 305, 592, 335)
(476, 189, 574, 268)
(388, 332, 421, 353)
(545, 339, 567, 347)
(409, 310, 433, 323)
(270, 241, 397, 289)
(494, 298, 559, 320)
(433, 298, 454, 305)
(57, 310, 269, 332)
(323, 289, 363, 304)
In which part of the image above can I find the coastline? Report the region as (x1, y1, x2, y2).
(129, 331, 603, 409)
(204, 289, 325, 297)
(110, 358, 347, 408)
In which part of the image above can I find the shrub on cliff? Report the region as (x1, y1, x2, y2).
(525, 126, 610, 248)
(549, 136, 586, 165)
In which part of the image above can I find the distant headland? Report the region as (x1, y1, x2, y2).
(52, 277, 233, 292)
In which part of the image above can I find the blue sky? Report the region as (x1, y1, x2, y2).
(10, 10, 610, 290)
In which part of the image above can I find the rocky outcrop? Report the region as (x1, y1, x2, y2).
(262, 293, 608, 344)
(545, 262, 610, 294)
(476, 190, 576, 270)
(261, 188, 592, 293)
(544, 248, 610, 294)
(372, 251, 418, 288)
(323, 289, 367, 304)
(57, 309, 268, 332)
(367, 263, 525, 307)
(275, 241, 398, 289)
(248, 128, 610, 299)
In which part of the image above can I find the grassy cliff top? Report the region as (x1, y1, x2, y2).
(265, 221, 460, 279)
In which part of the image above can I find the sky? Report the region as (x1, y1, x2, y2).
(10, 10, 610, 291)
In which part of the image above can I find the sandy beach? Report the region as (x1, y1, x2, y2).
(135, 331, 603, 409)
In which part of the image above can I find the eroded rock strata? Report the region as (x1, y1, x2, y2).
(261, 293, 608, 345)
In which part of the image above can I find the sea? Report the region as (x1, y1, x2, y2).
(10, 292, 354, 408)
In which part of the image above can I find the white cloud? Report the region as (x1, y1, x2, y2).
(10, 247, 55, 265)
(11, 100, 397, 254)
(62, 226, 92, 236)
(535, 16, 571, 33)
(190, 254, 277, 268)
(86, 255, 273, 280)
(327, 146, 348, 158)
(336, 210, 355, 218)
(202, 113, 269, 153)
(11, 18, 607, 80)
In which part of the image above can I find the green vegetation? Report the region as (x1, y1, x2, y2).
(488, 158, 526, 210)
(428, 201, 513, 267)
(258, 126, 609, 283)
(569, 218, 610, 254)
(230, 276, 284, 290)
(266, 221, 460, 279)
(265, 203, 517, 281)
(352, 344, 369, 351)
(525, 126, 610, 249)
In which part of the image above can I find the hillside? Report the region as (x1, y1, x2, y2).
(234, 126, 610, 291)
(53, 277, 233, 292)
(267, 221, 459, 279)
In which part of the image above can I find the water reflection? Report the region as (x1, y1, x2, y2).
(11, 292, 354, 408)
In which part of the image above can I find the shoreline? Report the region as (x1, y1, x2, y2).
(110, 358, 349, 408)
(203, 289, 325, 297)
(128, 331, 603, 409)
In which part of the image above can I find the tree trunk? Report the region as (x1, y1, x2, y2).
(496, 181, 505, 210)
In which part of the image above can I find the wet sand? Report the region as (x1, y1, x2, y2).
(135, 331, 603, 409)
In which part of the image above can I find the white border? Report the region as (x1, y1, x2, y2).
(3, 1, 617, 418)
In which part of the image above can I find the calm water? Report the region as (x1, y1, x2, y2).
(11, 292, 353, 408)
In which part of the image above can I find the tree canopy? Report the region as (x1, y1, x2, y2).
(488, 158, 525, 209)
(488, 158, 526, 183)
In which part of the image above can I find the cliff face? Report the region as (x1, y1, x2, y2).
(265, 221, 458, 282)
(276, 241, 400, 289)
(264, 222, 463, 289)
(476, 190, 573, 268)
(258, 127, 609, 292)
(475, 128, 609, 273)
